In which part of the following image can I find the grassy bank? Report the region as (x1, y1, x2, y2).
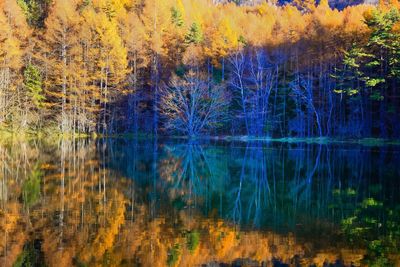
(1, 127, 400, 146)
(0, 126, 91, 144)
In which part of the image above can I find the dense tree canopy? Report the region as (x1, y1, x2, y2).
(0, 0, 399, 138)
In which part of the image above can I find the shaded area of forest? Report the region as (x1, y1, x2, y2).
(1, 0, 400, 139)
(0, 138, 400, 266)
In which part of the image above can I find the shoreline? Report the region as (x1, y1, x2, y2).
(2, 127, 400, 146)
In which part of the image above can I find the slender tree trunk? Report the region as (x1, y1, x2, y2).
(61, 34, 68, 134)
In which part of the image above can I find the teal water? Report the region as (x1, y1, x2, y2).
(1, 138, 399, 266)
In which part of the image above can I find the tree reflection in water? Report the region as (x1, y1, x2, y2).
(0, 138, 399, 266)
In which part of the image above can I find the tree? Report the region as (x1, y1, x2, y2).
(185, 22, 203, 45)
(0, 0, 30, 127)
(0, 0, 395, 138)
(290, 74, 323, 137)
(171, 0, 185, 27)
(141, 0, 172, 135)
(17, 0, 51, 27)
(24, 63, 44, 108)
(205, 16, 239, 80)
(42, 0, 83, 133)
(337, 8, 400, 137)
(160, 69, 230, 136)
(42, 0, 129, 134)
(121, 10, 149, 133)
(228, 48, 248, 134)
(82, 6, 128, 133)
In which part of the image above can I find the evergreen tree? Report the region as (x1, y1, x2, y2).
(185, 22, 203, 44)
(17, 0, 51, 27)
(343, 8, 400, 100)
(24, 64, 44, 108)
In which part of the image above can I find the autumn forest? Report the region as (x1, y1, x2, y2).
(2, 1, 400, 267)
(1, 0, 400, 138)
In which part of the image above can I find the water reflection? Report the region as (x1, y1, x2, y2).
(0, 139, 399, 266)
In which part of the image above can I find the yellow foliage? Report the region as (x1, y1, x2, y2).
(0, 6, 24, 71)
(176, 0, 186, 20)
(142, 0, 173, 56)
(204, 16, 240, 66)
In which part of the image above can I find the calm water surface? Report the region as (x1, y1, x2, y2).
(1, 138, 399, 266)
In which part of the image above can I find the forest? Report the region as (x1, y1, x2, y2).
(2, 2, 400, 265)
(1, 0, 400, 138)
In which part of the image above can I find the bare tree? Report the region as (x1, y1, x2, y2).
(290, 74, 323, 137)
(228, 48, 279, 136)
(160, 69, 230, 136)
(228, 49, 249, 134)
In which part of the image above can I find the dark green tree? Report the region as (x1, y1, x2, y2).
(336, 8, 400, 137)
(339, 9, 400, 99)
(24, 63, 45, 108)
(185, 22, 203, 44)
(17, 0, 51, 27)
(171, 7, 184, 27)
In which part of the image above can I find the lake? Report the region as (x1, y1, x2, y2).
(1, 138, 399, 266)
